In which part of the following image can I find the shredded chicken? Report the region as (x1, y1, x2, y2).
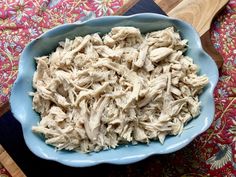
(31, 26, 208, 153)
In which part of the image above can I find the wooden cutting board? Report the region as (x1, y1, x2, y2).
(116, 0, 229, 68)
(0, 145, 26, 177)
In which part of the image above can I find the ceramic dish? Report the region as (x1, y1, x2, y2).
(10, 13, 219, 167)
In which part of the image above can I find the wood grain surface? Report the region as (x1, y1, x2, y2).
(156, 0, 229, 69)
(114, 0, 139, 15)
(0, 102, 9, 118)
(155, 0, 183, 13)
(167, 0, 229, 36)
(0, 145, 26, 177)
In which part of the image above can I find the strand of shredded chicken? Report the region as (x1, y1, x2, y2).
(31, 26, 209, 153)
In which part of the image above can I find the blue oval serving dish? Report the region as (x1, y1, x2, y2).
(10, 13, 219, 167)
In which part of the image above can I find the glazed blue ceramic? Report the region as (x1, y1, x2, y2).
(10, 13, 219, 167)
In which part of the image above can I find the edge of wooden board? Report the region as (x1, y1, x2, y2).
(156, 0, 229, 68)
(0, 102, 10, 117)
(114, 0, 140, 15)
(0, 145, 26, 177)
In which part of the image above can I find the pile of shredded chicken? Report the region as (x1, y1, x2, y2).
(31, 26, 209, 152)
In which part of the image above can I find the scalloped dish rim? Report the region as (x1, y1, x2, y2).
(10, 13, 219, 167)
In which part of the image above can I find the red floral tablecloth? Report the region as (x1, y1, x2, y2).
(1, 0, 236, 176)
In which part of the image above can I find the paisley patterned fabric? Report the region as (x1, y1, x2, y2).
(1, 0, 236, 176)
(0, 0, 126, 105)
